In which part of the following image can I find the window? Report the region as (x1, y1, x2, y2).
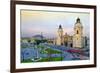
(77, 30, 79, 34)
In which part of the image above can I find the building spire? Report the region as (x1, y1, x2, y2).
(76, 17, 80, 23)
(59, 24, 62, 29)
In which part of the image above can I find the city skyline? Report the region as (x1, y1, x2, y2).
(21, 10, 90, 38)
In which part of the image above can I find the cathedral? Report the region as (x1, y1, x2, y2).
(56, 17, 87, 48)
(22, 17, 88, 49)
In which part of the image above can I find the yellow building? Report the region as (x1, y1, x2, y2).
(73, 18, 83, 48)
(56, 25, 64, 45)
(63, 33, 73, 47)
(56, 17, 85, 48)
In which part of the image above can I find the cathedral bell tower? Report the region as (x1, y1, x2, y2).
(56, 25, 63, 45)
(73, 17, 83, 48)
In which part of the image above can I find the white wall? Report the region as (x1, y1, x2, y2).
(0, 0, 100, 73)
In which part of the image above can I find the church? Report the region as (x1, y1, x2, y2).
(21, 17, 88, 49)
(56, 17, 87, 48)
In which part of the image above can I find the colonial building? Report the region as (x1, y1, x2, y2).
(73, 17, 83, 48)
(56, 17, 87, 48)
(56, 25, 64, 45)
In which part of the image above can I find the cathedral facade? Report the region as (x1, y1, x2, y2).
(56, 17, 87, 48)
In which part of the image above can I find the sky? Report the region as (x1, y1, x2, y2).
(21, 10, 90, 38)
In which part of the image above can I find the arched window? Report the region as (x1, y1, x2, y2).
(77, 30, 79, 34)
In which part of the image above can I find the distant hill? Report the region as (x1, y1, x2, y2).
(32, 35, 45, 40)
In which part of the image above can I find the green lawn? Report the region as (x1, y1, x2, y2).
(40, 48, 62, 54)
(37, 45, 45, 49)
(37, 57, 63, 62)
(37, 45, 62, 54)
(21, 57, 63, 63)
(21, 59, 33, 63)
(45, 48, 62, 54)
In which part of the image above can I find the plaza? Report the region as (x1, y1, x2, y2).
(21, 42, 89, 63)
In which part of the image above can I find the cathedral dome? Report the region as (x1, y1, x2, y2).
(59, 24, 62, 29)
(75, 17, 83, 28)
(76, 17, 80, 23)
